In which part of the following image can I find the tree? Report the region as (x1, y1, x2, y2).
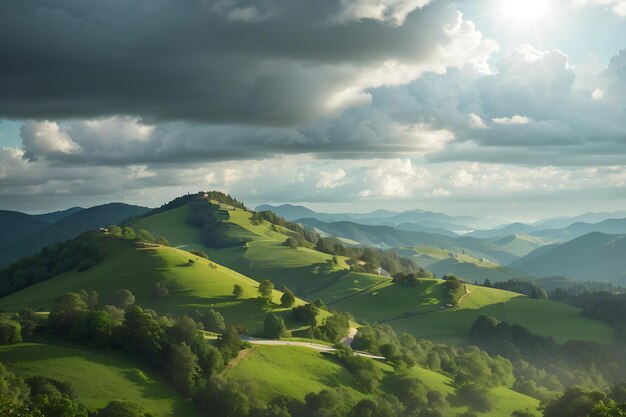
(0, 320, 22, 344)
(54, 292, 88, 313)
(283, 237, 298, 249)
(166, 343, 200, 396)
(121, 227, 136, 240)
(280, 288, 296, 308)
(321, 313, 350, 342)
(113, 289, 135, 309)
(264, 314, 287, 339)
(258, 280, 274, 300)
(203, 309, 226, 333)
(232, 284, 244, 299)
(291, 304, 319, 326)
(530, 287, 548, 299)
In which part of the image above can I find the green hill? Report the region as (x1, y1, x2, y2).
(396, 246, 530, 282)
(386, 284, 613, 344)
(127, 202, 613, 345)
(130, 204, 353, 296)
(0, 234, 319, 335)
(510, 232, 626, 285)
(0, 342, 200, 417)
(223, 344, 540, 417)
(317, 278, 612, 344)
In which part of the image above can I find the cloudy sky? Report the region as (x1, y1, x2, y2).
(1, 0, 625, 220)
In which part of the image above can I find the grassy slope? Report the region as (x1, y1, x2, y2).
(0, 343, 199, 417)
(131, 205, 353, 296)
(224, 345, 540, 417)
(224, 345, 364, 402)
(0, 235, 318, 334)
(406, 366, 540, 417)
(128, 205, 613, 344)
(387, 285, 613, 344)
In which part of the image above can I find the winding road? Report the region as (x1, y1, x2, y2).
(241, 329, 385, 360)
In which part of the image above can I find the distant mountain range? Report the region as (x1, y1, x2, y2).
(511, 232, 626, 285)
(255, 204, 505, 230)
(257, 204, 626, 242)
(298, 217, 546, 265)
(0, 203, 151, 267)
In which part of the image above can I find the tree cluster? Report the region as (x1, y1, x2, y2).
(315, 237, 422, 275)
(470, 315, 626, 400)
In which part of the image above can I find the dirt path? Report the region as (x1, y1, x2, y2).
(457, 285, 472, 305)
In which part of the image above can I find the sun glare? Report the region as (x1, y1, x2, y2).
(500, 0, 550, 21)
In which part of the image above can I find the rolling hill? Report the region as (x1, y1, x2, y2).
(316, 278, 613, 345)
(0, 203, 151, 267)
(0, 233, 319, 335)
(223, 344, 540, 417)
(395, 246, 530, 282)
(510, 232, 626, 285)
(124, 198, 611, 345)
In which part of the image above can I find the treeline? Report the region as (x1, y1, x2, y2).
(393, 274, 465, 306)
(0, 233, 102, 298)
(483, 278, 626, 341)
(315, 237, 421, 275)
(470, 315, 626, 401)
(555, 291, 626, 342)
(0, 226, 169, 299)
(186, 202, 245, 248)
(251, 211, 317, 246)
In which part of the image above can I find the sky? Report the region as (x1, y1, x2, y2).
(1, 0, 625, 221)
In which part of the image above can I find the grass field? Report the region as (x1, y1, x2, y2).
(0, 342, 200, 417)
(0, 235, 321, 334)
(224, 344, 540, 417)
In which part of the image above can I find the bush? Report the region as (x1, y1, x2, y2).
(0, 320, 22, 344)
(457, 383, 492, 412)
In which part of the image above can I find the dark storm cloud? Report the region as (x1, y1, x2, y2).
(0, 0, 489, 125)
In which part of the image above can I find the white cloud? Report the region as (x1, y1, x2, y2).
(492, 115, 531, 125)
(317, 170, 347, 189)
(331, 0, 432, 25)
(468, 113, 489, 129)
(20, 121, 80, 161)
(430, 188, 451, 197)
